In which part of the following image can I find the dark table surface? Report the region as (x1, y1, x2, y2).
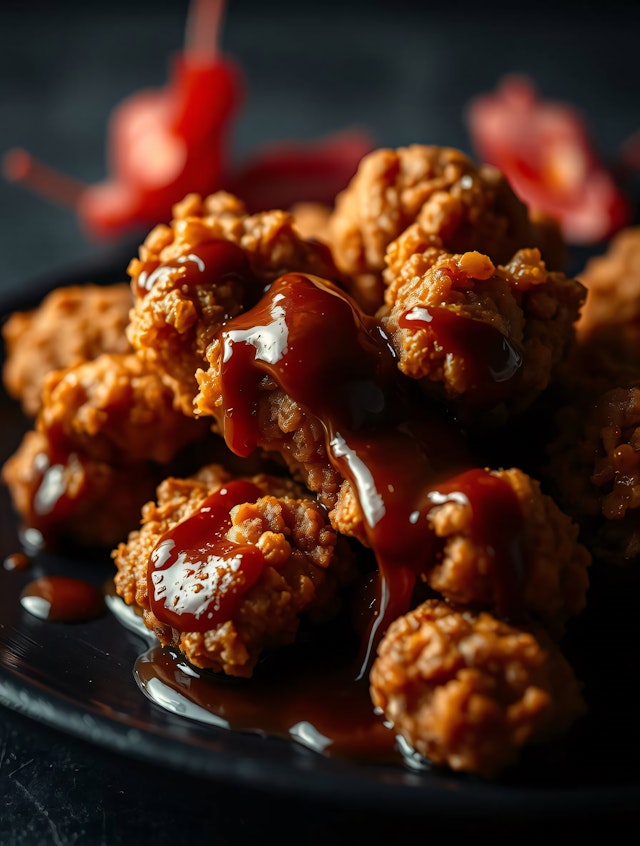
(1, 1, 639, 843)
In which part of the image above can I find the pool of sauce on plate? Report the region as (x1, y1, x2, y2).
(3, 551, 31, 571)
(20, 575, 105, 623)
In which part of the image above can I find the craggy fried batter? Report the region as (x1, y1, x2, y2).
(38, 352, 207, 465)
(575, 225, 640, 340)
(328, 145, 565, 311)
(380, 240, 585, 419)
(126, 191, 339, 413)
(2, 283, 132, 417)
(546, 386, 640, 563)
(113, 465, 355, 677)
(369, 598, 586, 778)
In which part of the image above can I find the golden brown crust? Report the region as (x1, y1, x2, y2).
(369, 598, 586, 778)
(2, 283, 132, 417)
(546, 385, 640, 563)
(38, 353, 207, 465)
(328, 145, 565, 311)
(576, 225, 640, 339)
(380, 239, 585, 420)
(113, 465, 355, 677)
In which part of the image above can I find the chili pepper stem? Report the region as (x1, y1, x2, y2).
(3, 148, 86, 208)
(184, 0, 225, 61)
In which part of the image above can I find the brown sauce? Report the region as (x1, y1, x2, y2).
(134, 238, 257, 299)
(399, 305, 523, 410)
(20, 575, 105, 623)
(134, 642, 400, 764)
(3, 551, 31, 572)
(215, 273, 526, 669)
(148, 480, 266, 630)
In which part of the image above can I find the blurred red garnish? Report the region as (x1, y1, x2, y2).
(228, 129, 374, 214)
(3, 0, 373, 239)
(466, 74, 631, 244)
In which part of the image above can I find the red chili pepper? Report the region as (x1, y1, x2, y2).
(227, 129, 374, 214)
(4, 0, 240, 239)
(466, 74, 631, 244)
(3, 0, 375, 240)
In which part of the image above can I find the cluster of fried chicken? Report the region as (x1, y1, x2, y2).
(7, 143, 631, 780)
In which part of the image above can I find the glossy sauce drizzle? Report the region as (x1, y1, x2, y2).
(134, 238, 256, 299)
(20, 576, 105, 623)
(216, 273, 526, 670)
(148, 480, 266, 630)
(399, 305, 523, 409)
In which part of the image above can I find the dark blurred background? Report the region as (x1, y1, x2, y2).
(1, 0, 639, 294)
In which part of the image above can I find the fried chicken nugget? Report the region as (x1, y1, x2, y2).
(113, 465, 355, 678)
(328, 145, 565, 311)
(1, 352, 208, 547)
(547, 385, 640, 563)
(38, 352, 207, 465)
(380, 238, 585, 419)
(369, 598, 586, 779)
(126, 191, 339, 413)
(2, 282, 132, 417)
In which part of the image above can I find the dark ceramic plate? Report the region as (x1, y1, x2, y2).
(0, 256, 638, 822)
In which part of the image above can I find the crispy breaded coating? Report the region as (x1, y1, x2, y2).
(380, 240, 586, 419)
(576, 225, 640, 340)
(2, 283, 132, 417)
(547, 386, 640, 563)
(369, 598, 586, 778)
(38, 353, 207, 465)
(113, 465, 354, 677)
(1, 429, 158, 547)
(332, 467, 590, 636)
(328, 145, 565, 311)
(290, 201, 332, 243)
(126, 191, 339, 413)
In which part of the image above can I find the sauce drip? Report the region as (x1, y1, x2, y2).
(148, 480, 266, 631)
(134, 643, 398, 763)
(3, 552, 31, 572)
(20, 576, 105, 623)
(217, 273, 526, 669)
(427, 468, 526, 620)
(135, 238, 255, 299)
(399, 305, 523, 410)
(31, 443, 87, 526)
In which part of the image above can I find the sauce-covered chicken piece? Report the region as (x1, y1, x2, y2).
(38, 352, 206, 465)
(370, 598, 586, 778)
(2, 283, 132, 417)
(2, 352, 207, 547)
(196, 272, 589, 648)
(380, 233, 585, 421)
(113, 465, 355, 677)
(328, 145, 565, 312)
(332, 466, 589, 638)
(126, 191, 340, 413)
